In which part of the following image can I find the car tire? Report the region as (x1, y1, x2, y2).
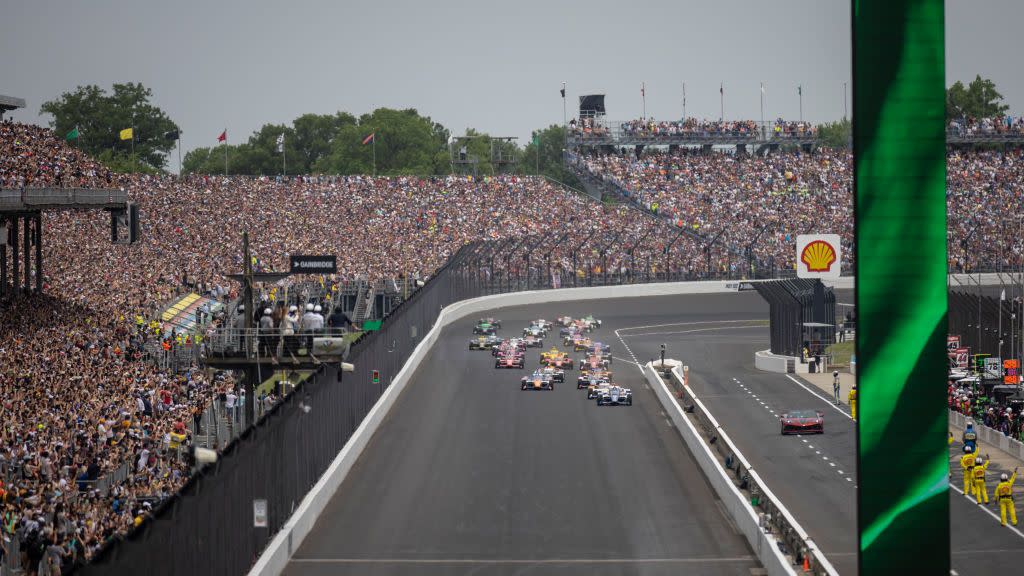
(626, 398, 632, 406)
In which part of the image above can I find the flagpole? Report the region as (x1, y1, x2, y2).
(720, 83, 724, 121)
(799, 84, 804, 122)
(283, 135, 287, 177)
(760, 83, 765, 139)
(641, 82, 646, 121)
(682, 82, 686, 120)
(561, 82, 566, 128)
(372, 136, 376, 176)
(224, 130, 228, 175)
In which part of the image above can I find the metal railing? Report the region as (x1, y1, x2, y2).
(659, 364, 836, 575)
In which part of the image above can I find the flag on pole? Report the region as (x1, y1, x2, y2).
(798, 84, 803, 96)
(560, 85, 565, 98)
(1001, 289, 1006, 301)
(720, 83, 724, 95)
(217, 130, 227, 142)
(66, 127, 79, 141)
(641, 82, 645, 97)
(164, 130, 180, 141)
(760, 82, 765, 94)
(276, 133, 285, 153)
(119, 128, 133, 141)
(362, 132, 375, 145)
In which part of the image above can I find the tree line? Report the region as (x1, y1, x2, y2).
(38, 76, 1012, 174)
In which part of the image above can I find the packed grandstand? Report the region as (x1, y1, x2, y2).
(2, 115, 1024, 570)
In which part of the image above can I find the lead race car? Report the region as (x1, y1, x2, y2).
(780, 410, 824, 435)
(596, 385, 632, 406)
(473, 320, 499, 335)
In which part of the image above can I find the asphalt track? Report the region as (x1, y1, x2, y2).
(286, 290, 1024, 576)
(286, 295, 762, 576)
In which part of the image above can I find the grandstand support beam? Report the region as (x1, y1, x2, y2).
(23, 214, 30, 292)
(11, 215, 19, 295)
(1, 220, 6, 299)
(35, 212, 42, 293)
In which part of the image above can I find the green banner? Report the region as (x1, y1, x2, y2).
(854, 0, 949, 573)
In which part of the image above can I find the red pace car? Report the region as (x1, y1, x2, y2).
(495, 353, 525, 369)
(780, 410, 824, 435)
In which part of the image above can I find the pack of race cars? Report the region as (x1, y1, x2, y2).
(467, 315, 632, 405)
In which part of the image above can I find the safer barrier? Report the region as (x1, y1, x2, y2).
(645, 361, 838, 576)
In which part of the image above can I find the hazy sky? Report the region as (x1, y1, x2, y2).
(0, 0, 1018, 165)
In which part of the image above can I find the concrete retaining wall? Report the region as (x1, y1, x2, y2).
(949, 410, 1024, 460)
(755, 350, 792, 373)
(643, 363, 800, 576)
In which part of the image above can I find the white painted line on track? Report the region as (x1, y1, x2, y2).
(838, 470, 844, 475)
(784, 374, 853, 420)
(616, 319, 765, 333)
(949, 484, 1024, 540)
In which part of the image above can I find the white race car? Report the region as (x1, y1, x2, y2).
(596, 385, 632, 406)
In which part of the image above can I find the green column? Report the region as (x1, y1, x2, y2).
(854, 1, 949, 574)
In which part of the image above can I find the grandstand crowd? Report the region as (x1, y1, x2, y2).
(5, 112, 1024, 571)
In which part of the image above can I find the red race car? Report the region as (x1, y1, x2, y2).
(495, 353, 525, 369)
(780, 410, 824, 435)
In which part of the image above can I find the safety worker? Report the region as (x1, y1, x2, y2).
(973, 454, 991, 505)
(848, 384, 858, 421)
(832, 371, 841, 404)
(962, 419, 978, 453)
(996, 467, 1018, 527)
(959, 445, 976, 495)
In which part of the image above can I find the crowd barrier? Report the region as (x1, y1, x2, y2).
(949, 410, 1024, 461)
(645, 362, 838, 576)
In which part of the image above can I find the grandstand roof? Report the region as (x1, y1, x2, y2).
(0, 94, 26, 113)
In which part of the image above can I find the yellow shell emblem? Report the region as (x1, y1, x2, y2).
(800, 240, 836, 272)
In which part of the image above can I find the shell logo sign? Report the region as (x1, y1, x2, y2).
(796, 234, 842, 279)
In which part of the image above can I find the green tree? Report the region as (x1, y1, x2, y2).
(520, 124, 579, 186)
(316, 108, 450, 175)
(292, 112, 357, 173)
(946, 75, 1009, 120)
(817, 118, 851, 148)
(40, 83, 179, 171)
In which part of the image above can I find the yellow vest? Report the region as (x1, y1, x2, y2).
(973, 461, 989, 479)
(960, 453, 976, 470)
(996, 472, 1016, 498)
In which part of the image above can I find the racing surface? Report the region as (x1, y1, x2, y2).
(286, 289, 1024, 576)
(286, 295, 761, 576)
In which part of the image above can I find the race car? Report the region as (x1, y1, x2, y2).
(473, 321, 499, 335)
(587, 381, 611, 399)
(495, 353, 525, 369)
(477, 317, 502, 329)
(523, 335, 544, 348)
(596, 385, 632, 406)
(523, 325, 546, 338)
(572, 337, 593, 352)
(780, 410, 824, 435)
(531, 319, 553, 331)
(540, 347, 574, 370)
(581, 315, 602, 330)
(587, 342, 612, 357)
(557, 316, 575, 326)
(468, 335, 502, 350)
(578, 369, 612, 389)
(537, 365, 565, 383)
(521, 371, 555, 390)
(491, 338, 525, 356)
(579, 355, 609, 371)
